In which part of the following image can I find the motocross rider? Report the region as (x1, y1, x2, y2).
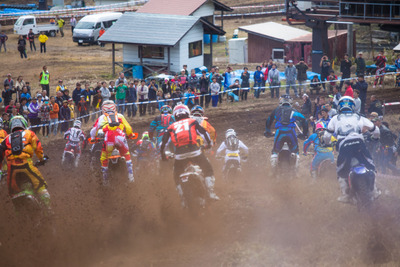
(63, 120, 86, 167)
(100, 112, 134, 185)
(0, 116, 51, 209)
(133, 131, 157, 161)
(190, 105, 217, 147)
(148, 105, 175, 148)
(216, 129, 248, 172)
(160, 104, 219, 203)
(265, 95, 308, 169)
(323, 96, 380, 203)
(303, 122, 336, 179)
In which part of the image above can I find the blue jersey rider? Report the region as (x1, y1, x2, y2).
(265, 95, 308, 170)
(148, 105, 175, 148)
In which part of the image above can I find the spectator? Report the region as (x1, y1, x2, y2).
(261, 60, 268, 93)
(99, 27, 105, 47)
(253, 66, 264, 99)
(343, 80, 354, 98)
(92, 90, 102, 121)
(313, 96, 326, 121)
(355, 52, 366, 76)
(126, 81, 137, 117)
(208, 67, 216, 83)
(39, 66, 50, 95)
(395, 54, 400, 71)
(55, 91, 64, 118)
(162, 79, 172, 96)
(0, 32, 8, 52)
(301, 93, 312, 119)
(4, 74, 14, 89)
(2, 84, 15, 106)
(62, 89, 71, 101)
(214, 67, 224, 104)
(353, 75, 368, 114)
(240, 67, 250, 101)
(188, 69, 199, 91)
(199, 70, 209, 107)
(15, 76, 26, 100)
(25, 81, 31, 95)
(296, 58, 308, 96)
(184, 87, 195, 108)
(37, 94, 43, 106)
(81, 83, 95, 115)
(28, 96, 40, 133)
(60, 100, 71, 133)
(38, 32, 48, 53)
(353, 90, 361, 113)
(72, 83, 82, 107)
(17, 35, 27, 59)
(27, 29, 36, 52)
(39, 100, 51, 137)
(148, 79, 158, 115)
(228, 79, 240, 102)
(49, 96, 59, 136)
(210, 77, 220, 107)
(56, 15, 65, 37)
(340, 53, 352, 90)
(113, 81, 126, 115)
(70, 15, 77, 33)
(223, 66, 234, 101)
(115, 72, 127, 86)
(78, 95, 88, 123)
(19, 98, 29, 119)
(137, 80, 148, 116)
(327, 70, 338, 93)
(368, 95, 383, 116)
(5, 99, 15, 114)
(41, 89, 49, 102)
(183, 64, 189, 76)
(332, 86, 341, 109)
(373, 51, 387, 88)
(56, 80, 67, 92)
(108, 81, 116, 101)
(68, 98, 75, 124)
(157, 89, 164, 110)
(20, 86, 31, 101)
(99, 81, 111, 101)
(179, 69, 188, 90)
(268, 64, 280, 98)
(325, 103, 337, 118)
(319, 54, 331, 92)
(285, 60, 298, 97)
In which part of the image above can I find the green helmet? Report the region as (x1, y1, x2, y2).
(10, 115, 28, 132)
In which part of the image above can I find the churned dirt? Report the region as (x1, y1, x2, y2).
(1, 87, 400, 267)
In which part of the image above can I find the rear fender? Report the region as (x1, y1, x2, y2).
(349, 166, 375, 191)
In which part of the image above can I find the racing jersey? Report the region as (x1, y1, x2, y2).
(216, 139, 248, 162)
(0, 129, 7, 143)
(303, 133, 336, 154)
(192, 116, 217, 146)
(90, 113, 132, 139)
(149, 114, 175, 140)
(64, 127, 86, 143)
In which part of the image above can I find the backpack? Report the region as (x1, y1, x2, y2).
(10, 131, 24, 155)
(278, 106, 293, 126)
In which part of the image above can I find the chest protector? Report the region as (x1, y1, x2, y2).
(278, 106, 293, 126)
(160, 114, 172, 128)
(10, 131, 24, 155)
(226, 136, 239, 151)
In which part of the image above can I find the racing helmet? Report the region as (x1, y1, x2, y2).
(279, 95, 293, 106)
(338, 96, 355, 114)
(97, 129, 104, 138)
(225, 129, 237, 139)
(160, 105, 172, 115)
(142, 131, 150, 140)
(173, 104, 190, 121)
(101, 100, 117, 114)
(10, 115, 28, 132)
(73, 120, 82, 129)
(315, 121, 326, 132)
(191, 105, 204, 117)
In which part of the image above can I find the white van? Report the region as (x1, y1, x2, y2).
(72, 12, 122, 45)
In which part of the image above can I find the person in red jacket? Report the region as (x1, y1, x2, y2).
(343, 81, 354, 98)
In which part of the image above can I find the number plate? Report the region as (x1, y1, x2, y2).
(227, 153, 239, 157)
(79, 40, 83, 43)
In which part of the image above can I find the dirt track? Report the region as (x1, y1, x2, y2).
(1, 92, 400, 267)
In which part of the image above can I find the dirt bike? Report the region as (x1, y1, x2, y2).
(317, 158, 336, 179)
(62, 142, 81, 168)
(166, 151, 208, 214)
(275, 142, 297, 178)
(217, 154, 244, 180)
(348, 162, 376, 211)
(11, 156, 50, 228)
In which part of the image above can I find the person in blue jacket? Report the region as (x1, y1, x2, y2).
(253, 66, 264, 99)
(265, 95, 308, 170)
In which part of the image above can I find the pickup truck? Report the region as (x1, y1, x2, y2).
(14, 15, 59, 36)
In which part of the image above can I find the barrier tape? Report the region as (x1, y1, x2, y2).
(231, 3, 284, 9)
(26, 70, 400, 129)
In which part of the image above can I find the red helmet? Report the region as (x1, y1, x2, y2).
(173, 104, 190, 120)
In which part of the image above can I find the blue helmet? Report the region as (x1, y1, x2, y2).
(338, 96, 355, 114)
(160, 105, 172, 115)
(191, 105, 204, 117)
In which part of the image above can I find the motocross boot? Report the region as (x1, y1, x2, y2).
(126, 160, 135, 182)
(270, 153, 278, 168)
(205, 176, 220, 200)
(295, 154, 300, 169)
(74, 154, 80, 168)
(101, 167, 109, 186)
(176, 184, 186, 208)
(61, 152, 65, 165)
(337, 177, 351, 203)
(311, 170, 317, 180)
(37, 188, 53, 215)
(373, 183, 382, 199)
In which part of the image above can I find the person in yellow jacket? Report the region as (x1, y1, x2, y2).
(56, 15, 64, 37)
(39, 65, 50, 96)
(190, 105, 217, 147)
(38, 32, 48, 54)
(0, 116, 51, 209)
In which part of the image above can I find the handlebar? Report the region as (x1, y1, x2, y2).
(35, 155, 49, 167)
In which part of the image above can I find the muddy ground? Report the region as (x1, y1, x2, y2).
(0, 89, 400, 267)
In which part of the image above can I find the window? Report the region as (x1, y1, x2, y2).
(95, 22, 101, 29)
(189, 40, 202, 58)
(141, 46, 164, 59)
(272, 48, 285, 63)
(103, 20, 117, 29)
(23, 18, 34, 25)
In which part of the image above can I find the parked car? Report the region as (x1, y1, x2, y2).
(14, 15, 59, 36)
(72, 12, 122, 45)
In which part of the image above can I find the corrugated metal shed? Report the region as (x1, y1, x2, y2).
(99, 12, 200, 46)
(137, 0, 232, 16)
(239, 22, 310, 42)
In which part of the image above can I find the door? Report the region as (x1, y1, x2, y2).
(22, 18, 35, 35)
(94, 22, 101, 41)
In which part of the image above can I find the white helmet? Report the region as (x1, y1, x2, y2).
(73, 120, 82, 129)
(97, 129, 104, 138)
(225, 129, 236, 139)
(173, 104, 190, 120)
(338, 96, 355, 114)
(101, 100, 116, 114)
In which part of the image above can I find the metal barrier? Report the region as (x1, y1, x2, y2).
(339, 1, 400, 21)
